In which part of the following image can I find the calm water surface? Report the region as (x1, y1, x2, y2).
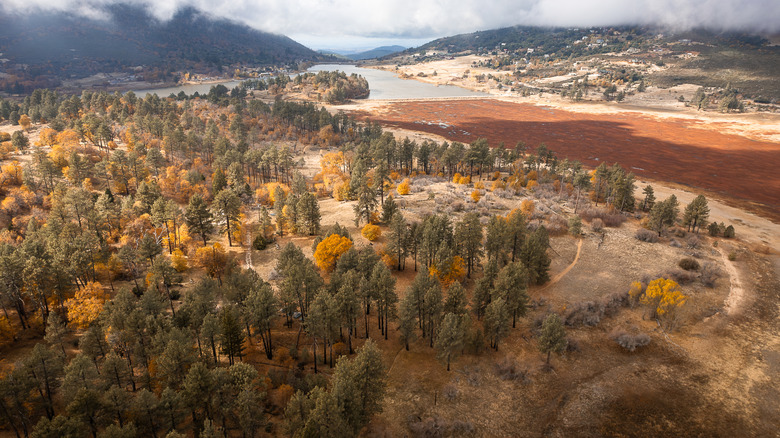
(134, 64, 487, 100)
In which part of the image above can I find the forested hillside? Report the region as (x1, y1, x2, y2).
(0, 4, 325, 93)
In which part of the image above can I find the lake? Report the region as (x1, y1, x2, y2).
(133, 64, 488, 100)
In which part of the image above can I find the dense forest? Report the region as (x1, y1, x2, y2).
(0, 84, 724, 437)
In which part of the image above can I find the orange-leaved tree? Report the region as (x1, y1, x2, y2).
(641, 278, 688, 330)
(65, 282, 109, 329)
(314, 234, 353, 272)
(361, 223, 381, 241)
(397, 178, 410, 195)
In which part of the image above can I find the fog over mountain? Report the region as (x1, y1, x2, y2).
(2, 0, 779, 45)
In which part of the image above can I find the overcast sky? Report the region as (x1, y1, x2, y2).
(3, 0, 779, 50)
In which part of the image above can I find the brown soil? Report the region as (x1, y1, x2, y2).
(351, 99, 780, 221)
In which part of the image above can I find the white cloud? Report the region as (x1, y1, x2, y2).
(2, 0, 779, 41)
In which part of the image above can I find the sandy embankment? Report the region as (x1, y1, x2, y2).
(366, 57, 780, 143)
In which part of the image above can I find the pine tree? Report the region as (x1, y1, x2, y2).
(296, 192, 321, 235)
(385, 212, 407, 271)
(332, 339, 386, 434)
(246, 283, 277, 360)
(220, 306, 244, 365)
(353, 176, 377, 227)
(398, 293, 418, 351)
(434, 313, 466, 371)
(371, 263, 398, 340)
(185, 193, 214, 247)
(538, 313, 567, 365)
(212, 189, 242, 247)
(641, 185, 656, 212)
(443, 281, 468, 316)
(494, 261, 529, 327)
(483, 298, 510, 350)
(683, 195, 709, 233)
(520, 226, 551, 285)
(455, 212, 483, 278)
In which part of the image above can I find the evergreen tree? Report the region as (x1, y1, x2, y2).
(296, 192, 321, 235)
(485, 214, 508, 264)
(483, 298, 510, 350)
(353, 176, 377, 227)
(219, 306, 244, 365)
(520, 226, 551, 285)
(443, 281, 468, 316)
(538, 313, 567, 365)
(434, 313, 466, 371)
(211, 189, 242, 247)
(245, 283, 277, 360)
(385, 212, 407, 271)
(185, 194, 214, 247)
(371, 263, 398, 340)
(332, 339, 386, 434)
(398, 293, 418, 351)
(381, 195, 398, 224)
(493, 261, 529, 327)
(455, 212, 483, 278)
(683, 195, 709, 233)
(641, 185, 656, 212)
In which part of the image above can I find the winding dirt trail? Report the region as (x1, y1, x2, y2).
(719, 247, 746, 315)
(538, 238, 583, 293)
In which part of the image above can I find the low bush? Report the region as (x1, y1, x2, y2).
(699, 262, 722, 288)
(252, 235, 268, 250)
(665, 268, 697, 285)
(408, 417, 476, 437)
(669, 239, 682, 248)
(611, 330, 651, 352)
(635, 229, 658, 243)
(591, 218, 604, 232)
(678, 257, 700, 271)
(686, 236, 701, 249)
(602, 213, 626, 227)
(441, 384, 459, 401)
(494, 357, 527, 382)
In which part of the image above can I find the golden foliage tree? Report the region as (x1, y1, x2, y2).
(396, 178, 410, 195)
(361, 223, 381, 241)
(171, 248, 188, 272)
(471, 190, 481, 203)
(314, 234, 353, 272)
(520, 199, 535, 216)
(641, 278, 688, 330)
(65, 282, 109, 329)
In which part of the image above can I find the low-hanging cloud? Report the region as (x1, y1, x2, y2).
(2, 0, 779, 39)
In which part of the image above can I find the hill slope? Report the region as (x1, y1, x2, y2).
(403, 26, 780, 101)
(0, 4, 325, 91)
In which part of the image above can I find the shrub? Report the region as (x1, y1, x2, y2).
(494, 357, 527, 382)
(568, 216, 583, 236)
(452, 173, 462, 184)
(678, 257, 700, 271)
(665, 268, 697, 285)
(708, 222, 722, 237)
(635, 229, 658, 243)
(564, 301, 605, 327)
(361, 223, 381, 241)
(397, 178, 410, 195)
(686, 236, 701, 249)
(669, 239, 682, 248)
(699, 262, 721, 288)
(471, 190, 481, 202)
(252, 235, 268, 250)
(611, 330, 651, 352)
(591, 218, 604, 232)
(442, 384, 459, 401)
(723, 225, 735, 238)
(727, 251, 737, 261)
(546, 215, 568, 236)
(520, 199, 535, 216)
(408, 417, 475, 437)
(602, 213, 626, 227)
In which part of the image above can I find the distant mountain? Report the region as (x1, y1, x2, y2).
(0, 4, 327, 89)
(347, 45, 407, 60)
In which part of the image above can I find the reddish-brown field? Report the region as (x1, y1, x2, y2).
(354, 99, 780, 220)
